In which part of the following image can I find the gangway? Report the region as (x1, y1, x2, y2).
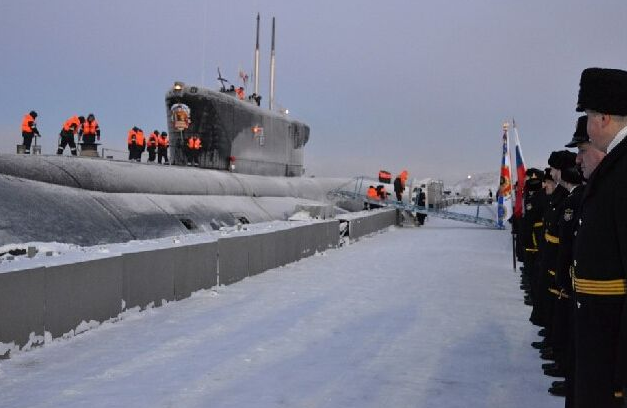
(327, 176, 501, 229)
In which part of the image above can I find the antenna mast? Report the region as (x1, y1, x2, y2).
(269, 17, 276, 111)
(254, 13, 260, 96)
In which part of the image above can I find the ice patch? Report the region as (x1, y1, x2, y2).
(288, 210, 312, 221)
(0, 341, 18, 358)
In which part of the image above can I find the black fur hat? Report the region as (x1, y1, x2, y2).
(526, 168, 543, 179)
(543, 167, 553, 182)
(548, 150, 576, 171)
(576, 67, 627, 115)
(548, 151, 561, 168)
(565, 116, 589, 148)
(525, 178, 542, 192)
(561, 166, 583, 185)
(559, 151, 577, 170)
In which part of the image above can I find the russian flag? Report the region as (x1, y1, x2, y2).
(512, 121, 526, 218)
(497, 124, 512, 229)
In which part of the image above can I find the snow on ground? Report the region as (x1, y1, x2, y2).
(0, 206, 560, 408)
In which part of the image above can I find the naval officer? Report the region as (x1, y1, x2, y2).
(571, 67, 627, 408)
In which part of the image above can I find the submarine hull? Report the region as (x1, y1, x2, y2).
(0, 154, 352, 247)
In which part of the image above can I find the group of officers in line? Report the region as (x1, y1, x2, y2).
(21, 112, 204, 167)
(513, 67, 627, 408)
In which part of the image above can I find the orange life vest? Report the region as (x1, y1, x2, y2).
(135, 130, 145, 146)
(63, 116, 82, 134)
(400, 170, 408, 185)
(82, 119, 99, 135)
(147, 132, 158, 148)
(127, 129, 144, 145)
(22, 114, 36, 133)
(187, 136, 201, 150)
(157, 135, 169, 148)
(367, 187, 378, 199)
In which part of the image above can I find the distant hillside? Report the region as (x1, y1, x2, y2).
(447, 171, 499, 198)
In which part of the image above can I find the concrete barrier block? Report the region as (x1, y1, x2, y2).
(345, 209, 395, 241)
(300, 224, 316, 258)
(274, 229, 290, 267)
(347, 215, 365, 240)
(218, 236, 250, 285)
(174, 242, 218, 300)
(315, 220, 338, 252)
(326, 220, 340, 249)
(122, 248, 179, 309)
(0, 267, 45, 353)
(285, 227, 303, 264)
(382, 209, 394, 228)
(247, 233, 265, 277)
(260, 231, 279, 272)
(44, 257, 123, 338)
(245, 231, 278, 276)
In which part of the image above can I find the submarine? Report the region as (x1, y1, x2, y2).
(0, 16, 369, 248)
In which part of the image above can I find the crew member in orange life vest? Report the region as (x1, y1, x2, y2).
(376, 185, 388, 200)
(157, 131, 169, 164)
(57, 115, 85, 155)
(79, 113, 100, 145)
(187, 135, 202, 166)
(146, 130, 159, 163)
(367, 185, 378, 199)
(365, 185, 381, 210)
(127, 126, 145, 162)
(21, 110, 40, 154)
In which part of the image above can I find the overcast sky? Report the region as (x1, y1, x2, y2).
(1, 0, 626, 182)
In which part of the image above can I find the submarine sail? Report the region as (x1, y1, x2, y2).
(165, 83, 309, 176)
(165, 15, 309, 177)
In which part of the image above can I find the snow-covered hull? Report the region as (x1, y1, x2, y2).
(0, 154, 351, 246)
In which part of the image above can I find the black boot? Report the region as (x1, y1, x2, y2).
(540, 348, 555, 360)
(532, 340, 547, 349)
(544, 366, 565, 377)
(548, 380, 566, 397)
(542, 362, 559, 370)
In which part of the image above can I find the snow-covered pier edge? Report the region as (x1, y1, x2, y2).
(0, 209, 396, 358)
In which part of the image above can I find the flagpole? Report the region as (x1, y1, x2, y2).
(506, 121, 516, 223)
(512, 118, 529, 272)
(503, 121, 516, 271)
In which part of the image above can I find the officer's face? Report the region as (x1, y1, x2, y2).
(576, 142, 606, 179)
(585, 110, 610, 152)
(586, 110, 601, 147)
(550, 167, 560, 183)
(543, 179, 556, 195)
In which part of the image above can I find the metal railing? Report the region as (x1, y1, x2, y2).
(328, 176, 501, 229)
